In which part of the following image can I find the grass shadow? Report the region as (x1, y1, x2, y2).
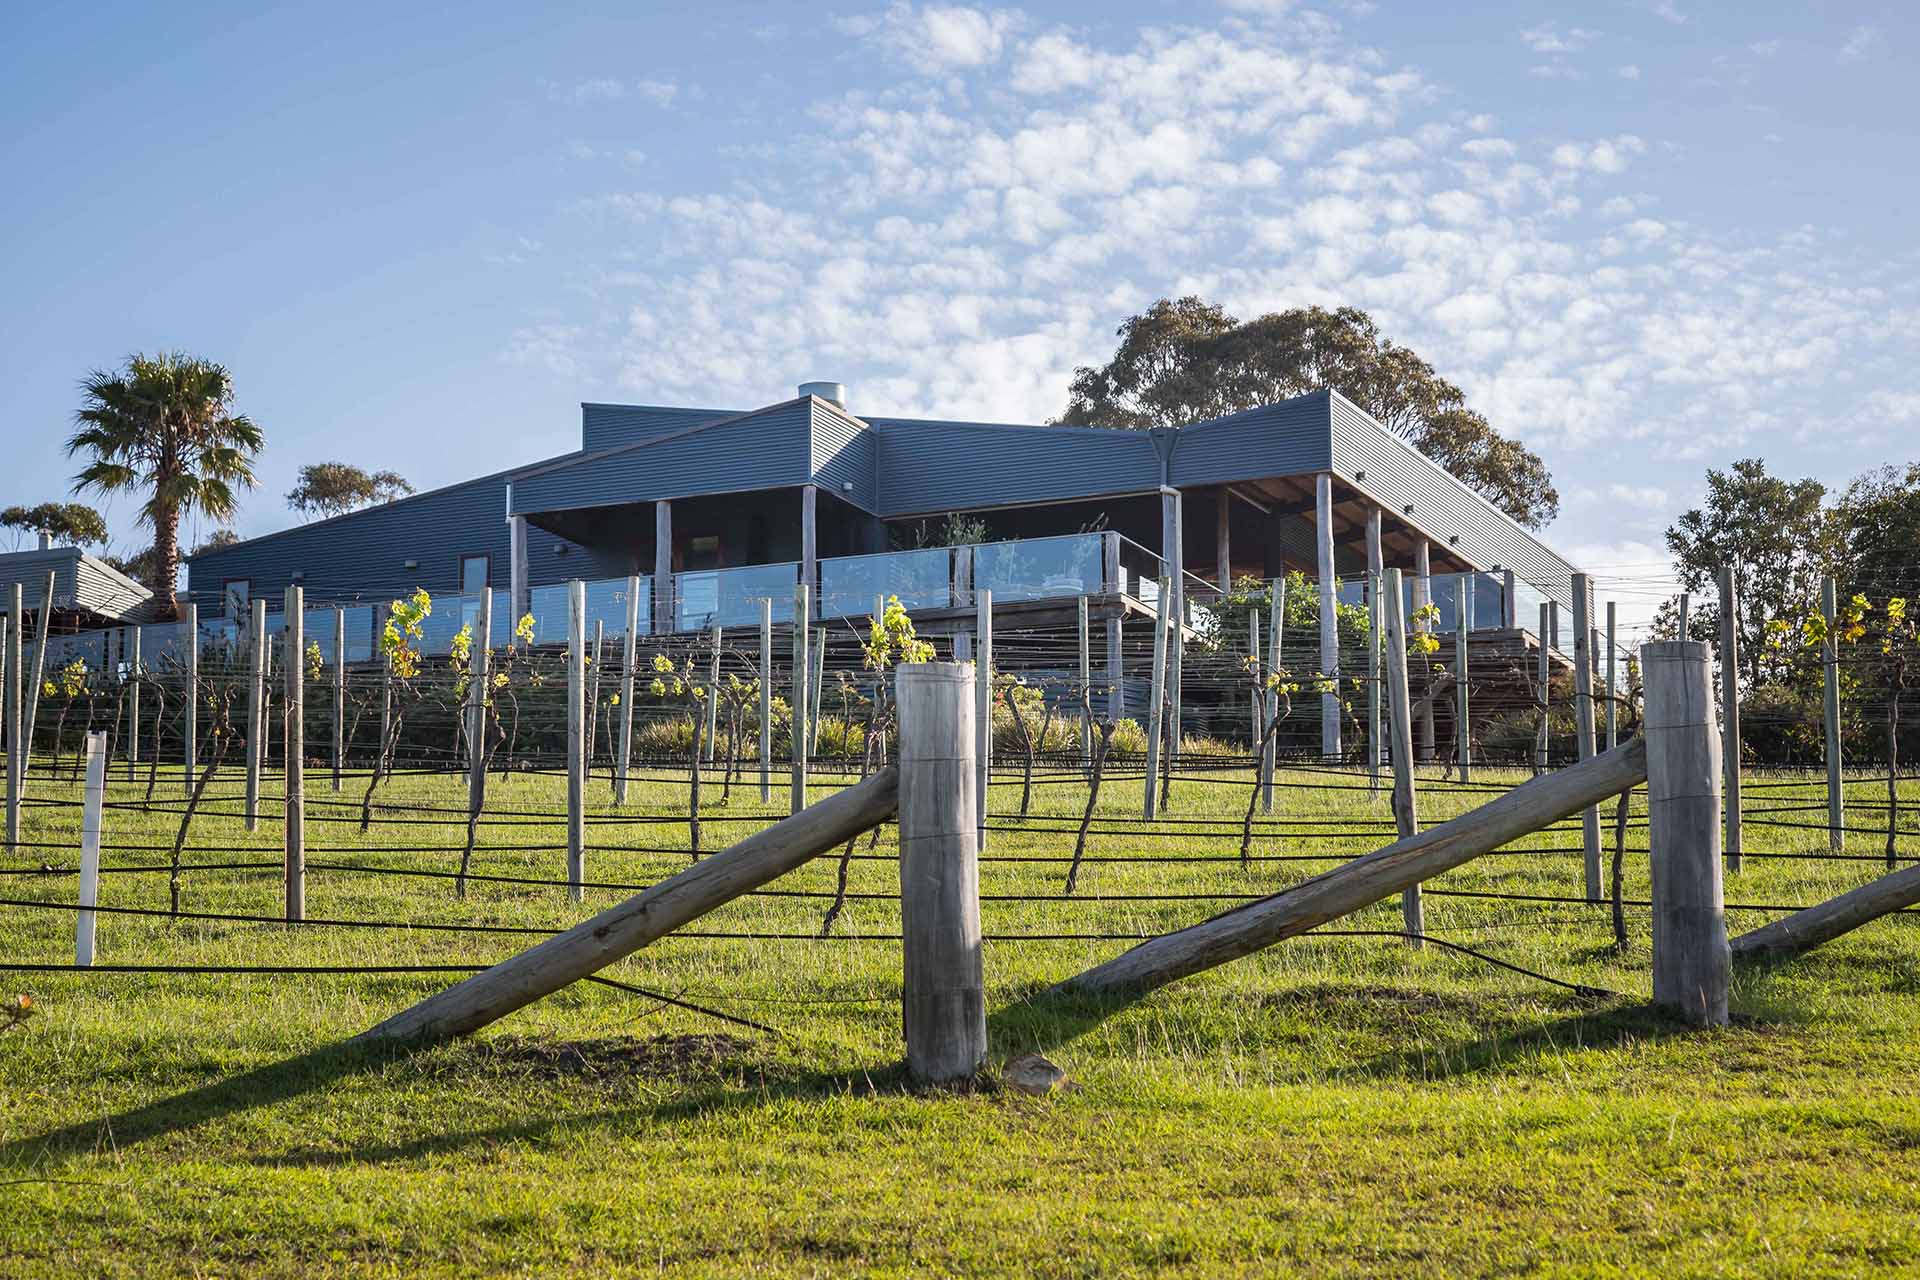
(1328, 998, 1723, 1084)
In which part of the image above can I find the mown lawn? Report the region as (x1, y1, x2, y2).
(1, 753, 1917, 1277)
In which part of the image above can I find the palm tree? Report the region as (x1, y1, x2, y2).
(67, 353, 263, 619)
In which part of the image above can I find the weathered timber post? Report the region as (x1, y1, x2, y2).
(1366, 570, 1382, 796)
(356, 766, 900, 1046)
(1144, 576, 1169, 820)
(1106, 614, 1123, 723)
(1677, 592, 1691, 635)
(1264, 578, 1283, 813)
(1413, 539, 1434, 762)
(183, 601, 198, 796)
(791, 582, 809, 814)
(1535, 601, 1551, 774)
(21, 571, 52, 783)
(126, 624, 141, 782)
(705, 622, 721, 764)
(1718, 565, 1742, 872)
(975, 589, 992, 850)
(1315, 473, 1340, 756)
(1641, 640, 1730, 1026)
(284, 586, 305, 922)
(1605, 602, 1618, 749)
(808, 626, 826, 759)
(1455, 573, 1472, 783)
(1573, 573, 1601, 902)
(467, 589, 492, 824)
(1821, 575, 1843, 853)
(1383, 569, 1422, 942)
(586, 619, 604, 777)
(566, 580, 586, 903)
(1077, 595, 1091, 770)
(76, 731, 105, 966)
(1248, 610, 1263, 758)
(616, 576, 639, 805)
(758, 596, 772, 803)
(1731, 861, 1920, 963)
(897, 662, 986, 1084)
(331, 607, 345, 791)
(4, 590, 18, 851)
(246, 600, 265, 831)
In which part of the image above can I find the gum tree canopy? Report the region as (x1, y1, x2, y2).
(1059, 298, 1560, 529)
(287, 462, 415, 520)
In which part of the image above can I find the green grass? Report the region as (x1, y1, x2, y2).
(2, 752, 1919, 1277)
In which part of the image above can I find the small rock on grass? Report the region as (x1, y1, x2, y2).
(1002, 1052, 1073, 1096)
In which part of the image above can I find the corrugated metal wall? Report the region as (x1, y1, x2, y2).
(1327, 391, 1579, 607)
(0, 549, 150, 620)
(582, 402, 736, 452)
(1169, 392, 1335, 486)
(867, 417, 1161, 516)
(810, 399, 878, 512)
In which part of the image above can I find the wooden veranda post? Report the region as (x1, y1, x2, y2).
(1144, 576, 1169, 821)
(1641, 640, 1730, 1026)
(1821, 575, 1844, 852)
(897, 662, 986, 1083)
(1719, 565, 1742, 872)
(283, 585, 305, 922)
(1366, 571, 1382, 795)
(1383, 569, 1422, 943)
(566, 580, 586, 903)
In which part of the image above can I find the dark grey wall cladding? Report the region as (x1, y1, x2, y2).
(810, 400, 877, 512)
(184, 469, 624, 609)
(513, 400, 814, 514)
(867, 418, 1161, 516)
(1327, 391, 1579, 606)
(1170, 391, 1336, 486)
(0, 549, 148, 619)
(581, 402, 737, 453)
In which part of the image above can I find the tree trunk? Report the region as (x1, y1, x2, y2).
(153, 501, 183, 619)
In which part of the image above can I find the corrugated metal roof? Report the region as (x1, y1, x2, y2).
(581, 402, 736, 453)
(865, 416, 1161, 516)
(0, 547, 151, 621)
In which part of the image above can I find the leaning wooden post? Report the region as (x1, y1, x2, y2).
(1366, 571, 1382, 795)
(1263, 578, 1283, 813)
(758, 597, 772, 803)
(975, 589, 992, 850)
(4, 589, 18, 852)
(75, 731, 106, 967)
(791, 583, 810, 813)
(1572, 573, 1602, 902)
(1641, 640, 1730, 1026)
(283, 586, 305, 923)
(245, 599, 265, 831)
(705, 623, 722, 764)
(126, 625, 141, 783)
(1718, 565, 1742, 873)
(566, 580, 586, 903)
(21, 571, 53, 782)
(1455, 573, 1472, 783)
(897, 662, 986, 1084)
(1821, 575, 1843, 853)
(182, 601, 198, 796)
(331, 607, 345, 791)
(467, 589, 492, 824)
(615, 576, 639, 806)
(1143, 576, 1169, 821)
(1383, 569, 1422, 943)
(1077, 595, 1091, 770)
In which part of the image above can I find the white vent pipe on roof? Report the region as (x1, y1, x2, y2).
(799, 381, 846, 409)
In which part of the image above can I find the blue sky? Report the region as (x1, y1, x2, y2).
(3, 0, 1914, 625)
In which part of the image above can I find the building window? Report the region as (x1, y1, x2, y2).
(222, 579, 250, 619)
(460, 554, 490, 593)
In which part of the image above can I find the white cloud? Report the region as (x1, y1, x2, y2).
(1651, 1, 1686, 24)
(1520, 23, 1598, 54)
(1551, 134, 1647, 174)
(1616, 64, 1641, 80)
(1838, 25, 1879, 63)
(838, 3, 1023, 73)
(548, 77, 626, 106)
(1749, 39, 1781, 57)
(633, 79, 679, 106)
(1606, 483, 1670, 510)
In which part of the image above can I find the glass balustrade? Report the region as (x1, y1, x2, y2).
(675, 562, 798, 631)
(973, 533, 1104, 604)
(819, 546, 953, 617)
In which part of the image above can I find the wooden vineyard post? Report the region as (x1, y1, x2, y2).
(1316, 473, 1339, 757)
(1641, 640, 1730, 1026)
(975, 589, 992, 851)
(183, 601, 198, 796)
(126, 624, 141, 782)
(616, 576, 639, 806)
(1821, 575, 1843, 853)
(283, 586, 305, 922)
(331, 607, 345, 791)
(1535, 601, 1551, 774)
(4, 588, 18, 852)
(1455, 573, 1472, 783)
(1573, 573, 1602, 902)
(1719, 565, 1742, 872)
(1413, 540, 1434, 762)
(758, 597, 772, 804)
(586, 620, 604, 779)
(1077, 595, 1091, 770)
(76, 731, 106, 967)
(467, 589, 492, 827)
(566, 580, 586, 903)
(376, 607, 392, 778)
(1264, 578, 1283, 813)
(809, 627, 826, 760)
(705, 623, 721, 764)
(1367, 571, 1382, 796)
(246, 599, 265, 831)
(1383, 569, 1422, 942)
(1248, 610, 1263, 763)
(21, 571, 52, 784)
(897, 662, 986, 1084)
(1605, 602, 1618, 749)
(791, 583, 809, 814)
(1144, 576, 1168, 821)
